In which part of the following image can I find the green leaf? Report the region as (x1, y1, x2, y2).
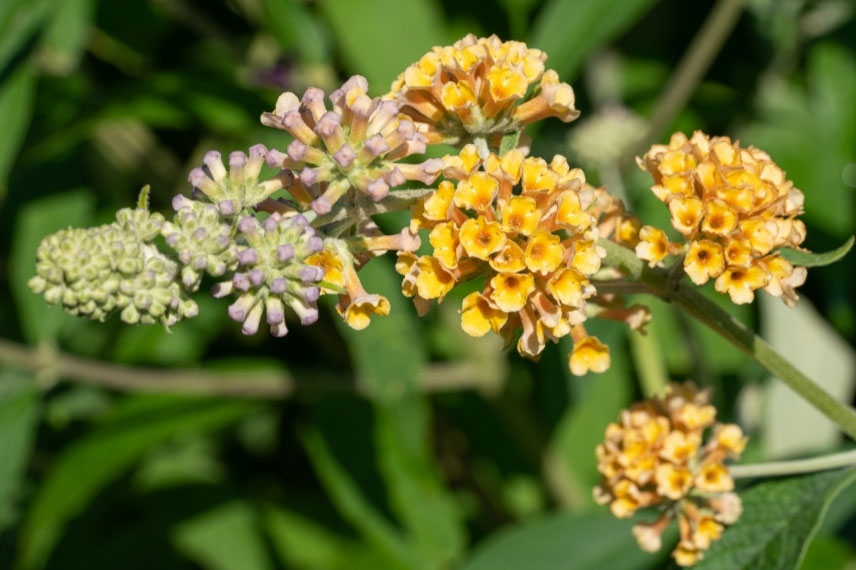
(36, 0, 94, 75)
(17, 396, 257, 570)
(0, 371, 41, 533)
(9, 189, 94, 343)
(0, 63, 36, 198)
(0, 0, 56, 74)
(529, 0, 658, 80)
(299, 427, 422, 570)
(263, 504, 396, 570)
(317, 0, 446, 92)
(258, 0, 328, 63)
(778, 236, 854, 267)
(172, 501, 273, 570)
(458, 511, 661, 570)
(695, 469, 856, 570)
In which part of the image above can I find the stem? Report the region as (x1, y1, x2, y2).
(0, 338, 496, 398)
(731, 449, 856, 479)
(621, 0, 744, 168)
(599, 239, 856, 440)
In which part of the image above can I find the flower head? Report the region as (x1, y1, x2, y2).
(400, 146, 609, 374)
(638, 131, 807, 306)
(594, 383, 745, 566)
(29, 208, 197, 328)
(263, 76, 443, 214)
(188, 145, 284, 215)
(211, 213, 324, 336)
(389, 34, 579, 145)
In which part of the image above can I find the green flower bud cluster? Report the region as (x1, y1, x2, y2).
(211, 212, 324, 337)
(28, 208, 198, 327)
(162, 195, 239, 291)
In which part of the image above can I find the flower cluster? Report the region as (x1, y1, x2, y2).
(262, 75, 443, 214)
(398, 144, 610, 375)
(635, 131, 807, 306)
(28, 206, 198, 327)
(389, 34, 579, 145)
(594, 383, 746, 566)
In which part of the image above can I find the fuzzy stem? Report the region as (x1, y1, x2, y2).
(600, 239, 856, 441)
(731, 449, 856, 479)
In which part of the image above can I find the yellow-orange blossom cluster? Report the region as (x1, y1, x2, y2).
(635, 131, 807, 306)
(595, 383, 746, 566)
(398, 144, 612, 375)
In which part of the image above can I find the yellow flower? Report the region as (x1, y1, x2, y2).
(655, 463, 693, 500)
(713, 424, 747, 456)
(306, 248, 344, 293)
(669, 196, 704, 236)
(694, 461, 734, 493)
(429, 222, 460, 270)
(415, 256, 455, 300)
(569, 336, 611, 376)
(635, 226, 671, 267)
(490, 272, 535, 312)
(500, 196, 540, 236)
(460, 292, 508, 336)
(714, 265, 768, 304)
(673, 542, 704, 567)
(489, 241, 526, 273)
(524, 230, 564, 274)
(421, 180, 456, 222)
(683, 240, 725, 285)
(337, 293, 390, 330)
(454, 172, 499, 212)
(459, 216, 506, 260)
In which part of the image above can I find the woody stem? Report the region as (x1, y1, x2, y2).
(600, 239, 856, 441)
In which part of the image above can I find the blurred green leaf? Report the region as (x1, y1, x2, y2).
(696, 469, 856, 570)
(317, 0, 445, 92)
(335, 257, 466, 566)
(17, 396, 257, 570)
(739, 43, 856, 237)
(0, 371, 41, 533)
(799, 536, 856, 570)
(259, 0, 328, 63)
(529, 0, 658, 80)
(761, 295, 856, 457)
(300, 427, 423, 570)
(550, 326, 632, 506)
(37, 0, 94, 75)
(9, 189, 94, 343)
(0, 63, 36, 198)
(264, 504, 395, 570)
(172, 501, 273, 570)
(459, 511, 660, 570)
(0, 0, 55, 74)
(779, 236, 854, 267)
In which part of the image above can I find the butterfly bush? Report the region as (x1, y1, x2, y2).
(28, 34, 824, 565)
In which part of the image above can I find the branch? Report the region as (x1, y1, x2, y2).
(599, 239, 856, 441)
(731, 449, 856, 479)
(0, 338, 497, 399)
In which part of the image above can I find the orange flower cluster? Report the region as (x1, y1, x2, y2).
(398, 144, 610, 375)
(594, 383, 746, 567)
(636, 131, 807, 306)
(389, 34, 579, 145)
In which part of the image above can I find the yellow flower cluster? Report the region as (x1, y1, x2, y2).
(594, 383, 746, 567)
(636, 131, 807, 306)
(389, 34, 579, 145)
(398, 144, 610, 375)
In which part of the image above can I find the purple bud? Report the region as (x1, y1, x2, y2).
(367, 179, 389, 201)
(217, 234, 231, 247)
(315, 112, 342, 137)
(267, 309, 285, 325)
(277, 244, 294, 262)
(292, 214, 308, 228)
(333, 144, 356, 168)
(422, 158, 444, 176)
(282, 111, 305, 130)
(386, 167, 406, 187)
(239, 248, 258, 265)
(396, 120, 415, 138)
(166, 233, 180, 247)
(192, 227, 208, 241)
(307, 236, 323, 253)
(266, 148, 287, 167)
(363, 134, 389, 157)
(193, 255, 207, 270)
(304, 286, 320, 302)
(263, 215, 280, 233)
(228, 303, 246, 322)
(249, 269, 265, 285)
(249, 143, 268, 159)
(270, 321, 288, 337)
(172, 194, 192, 211)
(311, 197, 332, 215)
(299, 265, 319, 282)
(218, 200, 236, 215)
(188, 167, 208, 187)
(233, 273, 251, 291)
(238, 216, 257, 234)
(302, 87, 325, 106)
(300, 308, 319, 326)
(270, 277, 287, 294)
(203, 150, 222, 167)
(299, 167, 318, 186)
(287, 139, 308, 161)
(229, 151, 248, 169)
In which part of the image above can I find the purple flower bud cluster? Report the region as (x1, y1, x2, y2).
(161, 196, 239, 290)
(187, 145, 284, 214)
(211, 212, 325, 337)
(261, 76, 443, 215)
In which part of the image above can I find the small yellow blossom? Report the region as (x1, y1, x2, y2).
(683, 240, 725, 285)
(569, 335, 611, 376)
(460, 292, 508, 336)
(459, 216, 506, 260)
(595, 383, 745, 566)
(636, 226, 671, 267)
